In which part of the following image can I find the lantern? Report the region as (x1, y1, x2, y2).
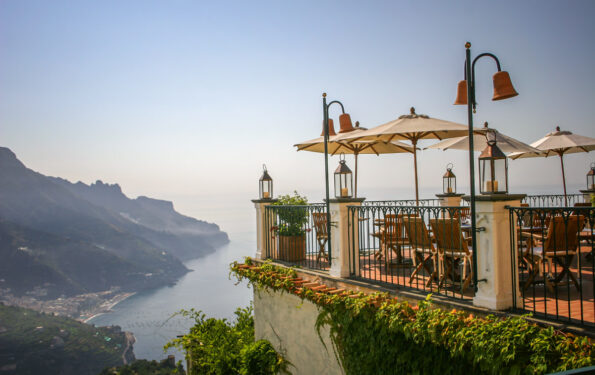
(334, 154, 353, 198)
(259, 164, 273, 199)
(588, 163, 595, 191)
(443, 163, 457, 195)
(479, 131, 508, 194)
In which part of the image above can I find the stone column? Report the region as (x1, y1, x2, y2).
(329, 197, 365, 278)
(436, 193, 465, 207)
(252, 199, 277, 260)
(466, 194, 525, 310)
(579, 189, 594, 204)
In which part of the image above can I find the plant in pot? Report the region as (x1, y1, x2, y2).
(271, 191, 310, 262)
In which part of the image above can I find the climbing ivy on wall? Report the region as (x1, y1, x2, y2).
(231, 259, 594, 375)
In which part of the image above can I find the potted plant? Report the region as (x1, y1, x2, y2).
(272, 191, 309, 261)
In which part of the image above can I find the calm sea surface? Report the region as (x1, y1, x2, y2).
(88, 184, 581, 361)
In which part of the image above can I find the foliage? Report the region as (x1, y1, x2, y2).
(164, 305, 289, 375)
(271, 191, 309, 236)
(0, 304, 127, 375)
(99, 358, 185, 375)
(231, 259, 595, 375)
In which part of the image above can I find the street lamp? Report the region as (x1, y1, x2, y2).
(454, 42, 518, 291)
(322, 93, 354, 263)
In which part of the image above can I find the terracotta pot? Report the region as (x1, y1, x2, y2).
(278, 234, 306, 261)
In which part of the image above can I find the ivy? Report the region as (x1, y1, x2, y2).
(231, 259, 594, 375)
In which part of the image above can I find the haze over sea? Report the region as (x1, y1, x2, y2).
(86, 180, 583, 361)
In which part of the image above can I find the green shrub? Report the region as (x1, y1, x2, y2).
(164, 306, 289, 375)
(272, 191, 309, 236)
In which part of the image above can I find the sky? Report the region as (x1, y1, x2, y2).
(1, 0, 595, 213)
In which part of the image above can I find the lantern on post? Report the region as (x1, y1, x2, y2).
(479, 130, 508, 194)
(587, 162, 595, 191)
(443, 163, 457, 195)
(334, 154, 353, 198)
(259, 164, 273, 199)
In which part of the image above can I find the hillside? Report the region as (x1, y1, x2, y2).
(0, 304, 134, 375)
(0, 146, 228, 299)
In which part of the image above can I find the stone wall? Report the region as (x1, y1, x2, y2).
(253, 288, 344, 375)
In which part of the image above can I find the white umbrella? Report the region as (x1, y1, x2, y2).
(509, 126, 595, 203)
(295, 123, 414, 197)
(426, 122, 541, 154)
(341, 107, 473, 203)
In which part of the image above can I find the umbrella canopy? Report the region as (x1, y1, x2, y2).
(508, 126, 595, 204)
(341, 107, 472, 203)
(426, 122, 541, 154)
(295, 125, 414, 197)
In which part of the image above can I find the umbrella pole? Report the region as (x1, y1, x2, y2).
(413, 140, 419, 204)
(559, 152, 568, 206)
(354, 153, 359, 198)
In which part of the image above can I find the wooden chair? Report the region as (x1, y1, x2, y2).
(430, 218, 474, 292)
(373, 214, 409, 264)
(523, 215, 584, 293)
(402, 216, 437, 286)
(312, 212, 328, 265)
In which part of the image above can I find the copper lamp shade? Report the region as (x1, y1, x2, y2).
(320, 119, 337, 137)
(454, 80, 468, 105)
(338, 113, 355, 133)
(492, 71, 518, 101)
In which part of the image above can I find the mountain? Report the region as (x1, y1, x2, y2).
(0, 147, 228, 298)
(0, 304, 134, 375)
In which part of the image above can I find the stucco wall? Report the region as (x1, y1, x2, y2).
(253, 288, 344, 375)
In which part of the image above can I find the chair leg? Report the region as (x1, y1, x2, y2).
(552, 256, 580, 292)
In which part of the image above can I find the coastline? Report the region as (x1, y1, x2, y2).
(83, 292, 137, 323)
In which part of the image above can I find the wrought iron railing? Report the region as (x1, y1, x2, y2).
(507, 206, 594, 327)
(264, 204, 330, 271)
(521, 194, 585, 207)
(363, 199, 444, 207)
(347, 205, 476, 301)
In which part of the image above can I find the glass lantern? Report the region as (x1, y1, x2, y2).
(443, 163, 456, 195)
(334, 154, 353, 198)
(588, 162, 595, 191)
(259, 164, 273, 199)
(479, 132, 508, 194)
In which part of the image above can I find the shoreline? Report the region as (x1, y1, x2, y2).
(83, 292, 136, 324)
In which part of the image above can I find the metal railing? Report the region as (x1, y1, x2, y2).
(508, 206, 594, 327)
(347, 205, 476, 301)
(264, 204, 330, 271)
(521, 194, 585, 207)
(363, 199, 443, 207)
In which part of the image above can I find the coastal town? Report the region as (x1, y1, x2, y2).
(0, 287, 134, 322)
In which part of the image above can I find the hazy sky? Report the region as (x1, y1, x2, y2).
(2, 1, 594, 206)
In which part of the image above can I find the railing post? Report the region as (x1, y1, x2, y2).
(329, 197, 365, 278)
(466, 194, 525, 310)
(252, 198, 277, 260)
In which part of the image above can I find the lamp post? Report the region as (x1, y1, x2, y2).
(322, 93, 354, 263)
(454, 42, 518, 291)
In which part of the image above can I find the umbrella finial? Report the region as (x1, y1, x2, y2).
(410, 107, 416, 115)
(483, 121, 488, 128)
(355, 121, 360, 127)
(556, 126, 560, 131)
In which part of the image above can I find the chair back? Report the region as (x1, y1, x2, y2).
(429, 218, 470, 255)
(312, 212, 328, 237)
(402, 217, 434, 252)
(543, 215, 584, 254)
(453, 207, 470, 222)
(383, 214, 406, 242)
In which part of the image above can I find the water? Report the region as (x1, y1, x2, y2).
(88, 193, 255, 361)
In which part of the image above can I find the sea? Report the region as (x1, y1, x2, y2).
(88, 183, 584, 362)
